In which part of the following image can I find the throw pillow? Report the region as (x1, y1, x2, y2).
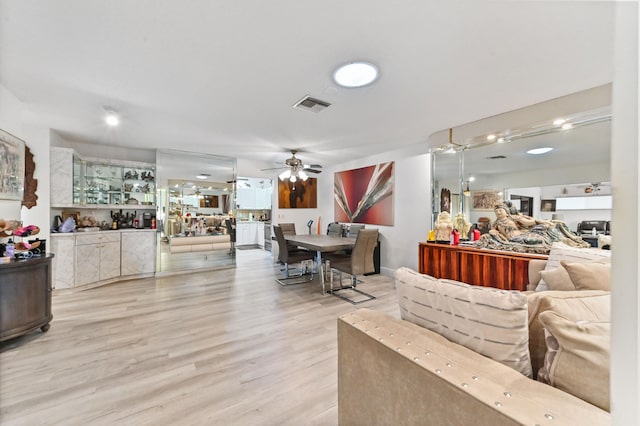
(536, 242, 611, 291)
(598, 234, 612, 249)
(538, 311, 610, 411)
(536, 327, 559, 385)
(561, 261, 611, 291)
(527, 290, 610, 379)
(539, 265, 575, 291)
(395, 267, 531, 377)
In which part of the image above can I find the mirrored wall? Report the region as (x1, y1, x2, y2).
(156, 149, 236, 273)
(430, 84, 612, 236)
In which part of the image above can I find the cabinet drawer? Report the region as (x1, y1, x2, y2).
(76, 232, 121, 246)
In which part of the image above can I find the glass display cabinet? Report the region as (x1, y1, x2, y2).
(72, 158, 155, 208)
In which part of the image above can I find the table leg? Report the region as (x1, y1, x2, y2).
(315, 250, 327, 294)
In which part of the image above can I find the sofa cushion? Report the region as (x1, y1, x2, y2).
(561, 261, 611, 291)
(535, 242, 611, 291)
(395, 267, 531, 376)
(527, 291, 610, 379)
(539, 265, 574, 291)
(538, 311, 610, 411)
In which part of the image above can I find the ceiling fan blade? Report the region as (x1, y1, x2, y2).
(304, 164, 323, 169)
(305, 168, 322, 174)
(260, 166, 287, 171)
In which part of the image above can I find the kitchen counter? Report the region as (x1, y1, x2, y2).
(51, 228, 156, 238)
(50, 229, 156, 290)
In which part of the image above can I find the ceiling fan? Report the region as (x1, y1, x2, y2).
(584, 182, 609, 194)
(261, 150, 323, 182)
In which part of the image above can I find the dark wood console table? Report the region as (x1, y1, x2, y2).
(418, 243, 547, 291)
(0, 254, 54, 342)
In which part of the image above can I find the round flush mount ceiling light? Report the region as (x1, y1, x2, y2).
(104, 107, 120, 127)
(333, 62, 379, 88)
(526, 147, 553, 155)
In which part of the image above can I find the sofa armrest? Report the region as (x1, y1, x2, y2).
(528, 259, 547, 290)
(338, 309, 609, 426)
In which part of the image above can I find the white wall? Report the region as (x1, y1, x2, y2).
(610, 3, 639, 423)
(0, 85, 52, 244)
(20, 126, 52, 238)
(0, 84, 27, 220)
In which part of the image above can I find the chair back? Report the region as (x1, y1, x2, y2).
(225, 219, 236, 242)
(347, 224, 365, 239)
(273, 225, 290, 263)
(349, 229, 379, 275)
(279, 223, 296, 236)
(327, 222, 343, 237)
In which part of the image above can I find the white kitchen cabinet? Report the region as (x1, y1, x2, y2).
(236, 187, 255, 209)
(257, 222, 265, 247)
(50, 234, 76, 289)
(121, 231, 156, 276)
(50, 147, 75, 206)
(236, 222, 260, 246)
(75, 232, 121, 286)
(255, 188, 273, 209)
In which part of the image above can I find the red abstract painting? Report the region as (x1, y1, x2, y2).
(334, 162, 394, 225)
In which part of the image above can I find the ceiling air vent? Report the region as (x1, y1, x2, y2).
(487, 155, 507, 159)
(293, 95, 331, 113)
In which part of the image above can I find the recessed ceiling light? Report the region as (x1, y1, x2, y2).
(487, 134, 496, 141)
(497, 137, 505, 143)
(333, 62, 379, 88)
(105, 111, 119, 127)
(527, 147, 553, 155)
(553, 118, 566, 126)
(196, 173, 210, 180)
(561, 123, 573, 130)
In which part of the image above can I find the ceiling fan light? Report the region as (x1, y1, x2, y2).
(279, 170, 291, 181)
(290, 175, 297, 183)
(298, 170, 308, 181)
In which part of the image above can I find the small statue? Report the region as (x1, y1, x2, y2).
(434, 211, 453, 242)
(474, 200, 589, 254)
(453, 213, 471, 240)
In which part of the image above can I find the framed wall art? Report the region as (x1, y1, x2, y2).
(541, 199, 557, 212)
(334, 162, 394, 226)
(472, 190, 501, 210)
(0, 129, 25, 201)
(278, 177, 317, 208)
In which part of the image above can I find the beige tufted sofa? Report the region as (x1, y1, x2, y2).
(169, 234, 230, 253)
(338, 308, 609, 426)
(338, 251, 612, 426)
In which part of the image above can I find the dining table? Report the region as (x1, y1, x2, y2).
(284, 234, 355, 293)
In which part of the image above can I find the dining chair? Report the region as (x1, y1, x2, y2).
(273, 225, 315, 285)
(225, 218, 236, 256)
(327, 222, 344, 237)
(326, 229, 378, 304)
(279, 222, 302, 251)
(347, 224, 365, 239)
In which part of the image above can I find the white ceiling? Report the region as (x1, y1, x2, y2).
(0, 1, 615, 169)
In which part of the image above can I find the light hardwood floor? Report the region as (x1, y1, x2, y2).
(0, 249, 400, 426)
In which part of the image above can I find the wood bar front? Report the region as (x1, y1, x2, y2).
(419, 242, 547, 291)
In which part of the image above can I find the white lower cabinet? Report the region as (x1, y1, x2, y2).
(75, 233, 121, 286)
(121, 231, 156, 276)
(236, 222, 262, 246)
(257, 222, 265, 247)
(51, 234, 76, 289)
